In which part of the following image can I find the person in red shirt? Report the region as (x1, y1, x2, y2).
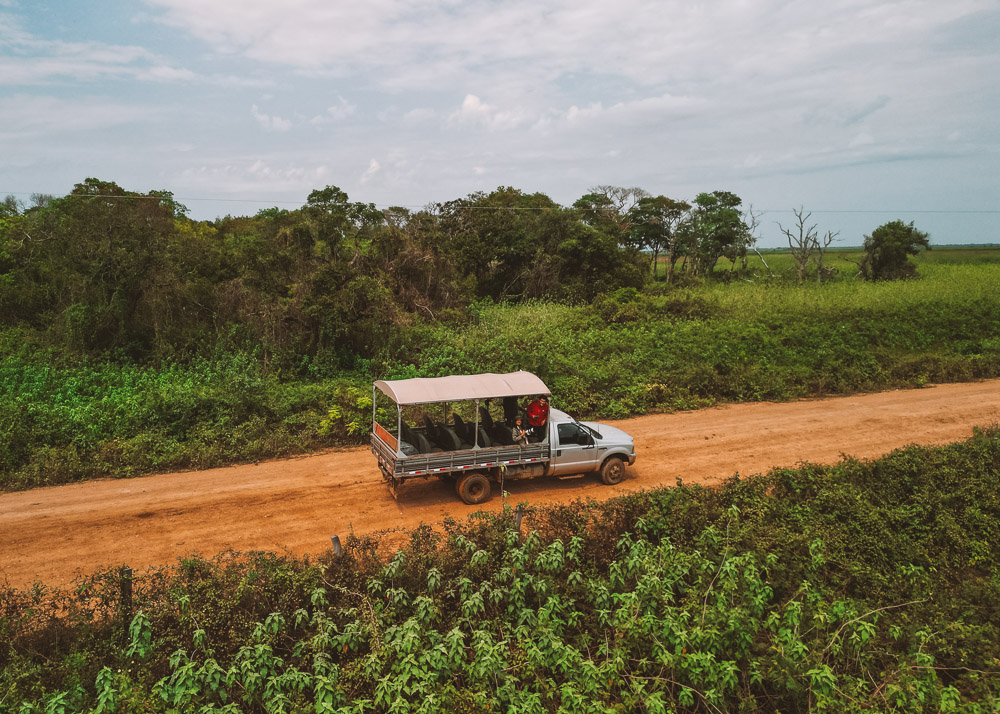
(525, 396, 550, 439)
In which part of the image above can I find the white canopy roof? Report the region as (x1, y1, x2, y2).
(374, 371, 549, 406)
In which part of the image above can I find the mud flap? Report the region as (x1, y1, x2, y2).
(388, 476, 400, 500)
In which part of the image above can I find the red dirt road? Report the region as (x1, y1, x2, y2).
(2, 380, 999, 589)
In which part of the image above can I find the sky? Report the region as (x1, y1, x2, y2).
(0, 0, 997, 247)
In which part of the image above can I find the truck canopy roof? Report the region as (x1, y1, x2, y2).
(374, 371, 550, 406)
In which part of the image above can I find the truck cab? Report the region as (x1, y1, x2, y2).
(548, 409, 635, 480)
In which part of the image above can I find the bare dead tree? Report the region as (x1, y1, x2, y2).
(589, 185, 650, 237)
(814, 229, 840, 284)
(743, 205, 773, 277)
(30, 193, 55, 209)
(590, 185, 650, 215)
(778, 207, 819, 283)
(1, 194, 22, 217)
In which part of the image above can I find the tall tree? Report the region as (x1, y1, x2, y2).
(525, 206, 645, 300)
(680, 191, 750, 276)
(369, 207, 469, 318)
(0, 178, 201, 356)
(629, 196, 691, 282)
(436, 187, 556, 299)
(574, 186, 650, 247)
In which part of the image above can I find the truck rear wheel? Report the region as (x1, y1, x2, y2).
(600, 457, 626, 485)
(456, 472, 491, 505)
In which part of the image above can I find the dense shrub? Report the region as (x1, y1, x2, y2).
(860, 220, 931, 280)
(0, 354, 343, 489)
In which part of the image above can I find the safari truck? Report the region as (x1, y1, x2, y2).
(369, 371, 636, 504)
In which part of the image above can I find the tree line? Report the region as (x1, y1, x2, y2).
(0, 178, 928, 365)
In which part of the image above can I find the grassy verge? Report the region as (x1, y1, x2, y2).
(0, 352, 351, 490)
(398, 259, 1000, 415)
(3, 429, 1000, 711)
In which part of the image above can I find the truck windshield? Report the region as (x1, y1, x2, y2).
(577, 421, 602, 439)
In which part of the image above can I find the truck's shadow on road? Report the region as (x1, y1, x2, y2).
(388, 471, 621, 510)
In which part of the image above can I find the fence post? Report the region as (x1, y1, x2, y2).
(514, 503, 524, 534)
(330, 535, 343, 557)
(120, 565, 133, 647)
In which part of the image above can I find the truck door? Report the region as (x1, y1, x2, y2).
(549, 422, 600, 476)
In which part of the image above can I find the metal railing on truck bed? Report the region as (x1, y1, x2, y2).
(371, 433, 550, 481)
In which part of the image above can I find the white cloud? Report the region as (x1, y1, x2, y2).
(360, 158, 381, 184)
(204, 73, 274, 88)
(449, 94, 489, 123)
(309, 96, 356, 124)
(448, 94, 531, 131)
(325, 96, 356, 120)
(558, 93, 701, 132)
(138, 0, 991, 92)
(0, 94, 156, 138)
(0, 10, 269, 89)
(401, 107, 436, 124)
(136, 65, 199, 82)
(251, 104, 292, 131)
(0, 12, 197, 86)
(179, 159, 330, 192)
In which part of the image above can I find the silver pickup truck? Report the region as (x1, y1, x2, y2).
(369, 371, 636, 504)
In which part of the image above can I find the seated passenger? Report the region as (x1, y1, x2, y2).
(511, 416, 529, 447)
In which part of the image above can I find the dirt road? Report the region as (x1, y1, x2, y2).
(2, 380, 999, 589)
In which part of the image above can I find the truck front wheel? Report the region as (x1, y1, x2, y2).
(600, 457, 626, 485)
(456, 472, 491, 505)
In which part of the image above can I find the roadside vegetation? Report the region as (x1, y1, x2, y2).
(3, 429, 999, 711)
(2, 249, 998, 490)
(1, 180, 999, 490)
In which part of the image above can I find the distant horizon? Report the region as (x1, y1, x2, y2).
(2, 180, 995, 250)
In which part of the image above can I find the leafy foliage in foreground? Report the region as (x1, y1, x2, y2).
(3, 429, 1000, 711)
